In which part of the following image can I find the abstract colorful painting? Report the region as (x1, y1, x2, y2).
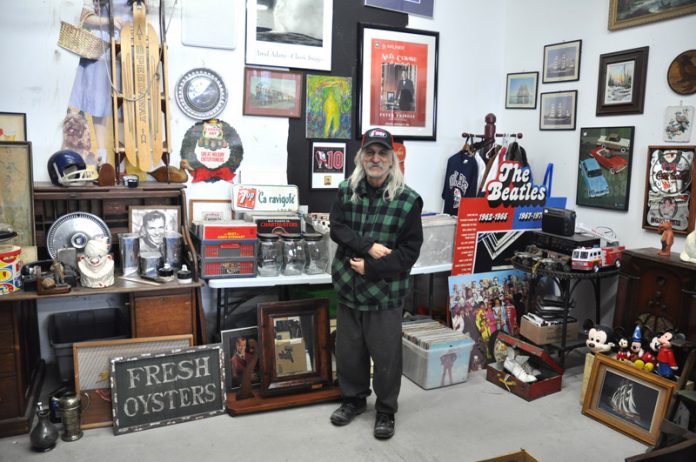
(305, 75, 352, 139)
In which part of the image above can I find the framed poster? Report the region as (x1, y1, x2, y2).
(243, 68, 303, 118)
(576, 126, 635, 211)
(539, 90, 577, 131)
(543, 40, 581, 83)
(582, 354, 677, 445)
(364, 0, 434, 18)
(128, 206, 181, 253)
(643, 145, 696, 234)
(311, 142, 346, 189)
(245, 0, 333, 71)
(306, 75, 352, 139)
(505, 72, 538, 109)
(358, 24, 439, 140)
(0, 141, 34, 247)
(609, 0, 696, 30)
(0, 112, 27, 142)
(596, 47, 649, 116)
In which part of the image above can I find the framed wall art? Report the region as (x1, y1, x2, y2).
(596, 47, 649, 116)
(0, 141, 34, 247)
(243, 68, 303, 118)
(582, 354, 677, 445)
(576, 126, 635, 211)
(505, 72, 538, 109)
(543, 40, 581, 83)
(306, 75, 352, 139)
(245, 0, 333, 71)
(311, 142, 346, 189)
(221, 326, 260, 391)
(539, 90, 577, 131)
(0, 112, 27, 142)
(358, 23, 439, 140)
(128, 205, 181, 253)
(642, 145, 696, 235)
(364, 0, 434, 18)
(188, 199, 233, 223)
(258, 298, 332, 396)
(664, 105, 694, 142)
(609, 0, 696, 31)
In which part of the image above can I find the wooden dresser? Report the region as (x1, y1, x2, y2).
(613, 248, 696, 341)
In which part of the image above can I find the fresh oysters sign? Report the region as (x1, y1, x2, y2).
(110, 345, 225, 435)
(232, 184, 299, 212)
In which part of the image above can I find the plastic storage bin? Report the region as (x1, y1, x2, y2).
(401, 336, 474, 389)
(48, 308, 129, 383)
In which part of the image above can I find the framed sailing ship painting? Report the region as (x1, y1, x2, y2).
(582, 355, 677, 445)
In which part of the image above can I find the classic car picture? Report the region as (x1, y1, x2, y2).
(579, 158, 610, 198)
(589, 147, 628, 174)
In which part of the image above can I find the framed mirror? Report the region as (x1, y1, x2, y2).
(258, 298, 331, 396)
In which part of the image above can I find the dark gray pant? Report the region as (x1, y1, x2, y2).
(336, 303, 403, 415)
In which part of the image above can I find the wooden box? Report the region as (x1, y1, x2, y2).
(486, 332, 564, 401)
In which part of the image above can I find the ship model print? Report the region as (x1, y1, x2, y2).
(610, 381, 640, 419)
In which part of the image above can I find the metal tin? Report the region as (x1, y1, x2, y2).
(139, 251, 162, 276)
(57, 394, 83, 442)
(118, 233, 140, 276)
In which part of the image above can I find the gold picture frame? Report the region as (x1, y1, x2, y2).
(0, 112, 27, 142)
(609, 0, 696, 30)
(582, 354, 677, 445)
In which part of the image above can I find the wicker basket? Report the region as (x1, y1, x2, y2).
(57, 21, 107, 60)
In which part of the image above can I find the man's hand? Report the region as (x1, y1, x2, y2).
(368, 243, 392, 259)
(350, 257, 365, 275)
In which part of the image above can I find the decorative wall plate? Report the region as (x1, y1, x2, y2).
(175, 68, 228, 120)
(668, 50, 696, 95)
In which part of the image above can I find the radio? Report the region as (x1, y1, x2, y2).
(534, 231, 600, 256)
(541, 207, 576, 237)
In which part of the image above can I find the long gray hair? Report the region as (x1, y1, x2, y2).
(349, 147, 405, 203)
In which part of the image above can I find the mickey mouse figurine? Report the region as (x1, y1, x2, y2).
(615, 336, 630, 362)
(628, 325, 642, 362)
(655, 330, 685, 379)
(635, 336, 659, 372)
(585, 323, 615, 355)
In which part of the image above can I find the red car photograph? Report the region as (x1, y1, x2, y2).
(589, 146, 628, 174)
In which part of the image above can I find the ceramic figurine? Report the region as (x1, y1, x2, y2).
(77, 237, 114, 288)
(655, 330, 685, 379)
(635, 336, 659, 372)
(628, 325, 642, 362)
(615, 337, 630, 362)
(657, 220, 674, 256)
(680, 229, 696, 263)
(585, 323, 615, 355)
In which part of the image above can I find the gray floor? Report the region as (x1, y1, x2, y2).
(0, 349, 646, 462)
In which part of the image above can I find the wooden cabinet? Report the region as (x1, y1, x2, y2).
(613, 248, 696, 341)
(0, 183, 205, 437)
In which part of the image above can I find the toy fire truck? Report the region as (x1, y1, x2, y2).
(571, 245, 625, 272)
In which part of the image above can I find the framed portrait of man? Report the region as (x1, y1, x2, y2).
(128, 206, 180, 253)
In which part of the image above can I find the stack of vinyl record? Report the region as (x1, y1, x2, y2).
(402, 319, 469, 350)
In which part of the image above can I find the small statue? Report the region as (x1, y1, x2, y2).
(50, 260, 65, 285)
(615, 337, 630, 362)
(628, 325, 643, 362)
(635, 336, 659, 372)
(585, 324, 615, 355)
(655, 330, 685, 379)
(657, 220, 674, 256)
(77, 237, 114, 288)
(680, 229, 696, 263)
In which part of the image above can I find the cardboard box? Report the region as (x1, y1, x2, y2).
(477, 449, 539, 462)
(402, 336, 474, 390)
(519, 316, 579, 345)
(486, 332, 563, 401)
(191, 220, 257, 240)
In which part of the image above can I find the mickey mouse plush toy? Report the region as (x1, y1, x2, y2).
(585, 321, 615, 355)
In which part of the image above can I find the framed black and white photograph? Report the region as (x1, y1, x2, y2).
(245, 0, 333, 71)
(128, 206, 180, 253)
(543, 40, 582, 83)
(539, 90, 577, 131)
(221, 326, 260, 391)
(505, 72, 538, 109)
(364, 0, 434, 18)
(596, 47, 649, 116)
(311, 142, 346, 189)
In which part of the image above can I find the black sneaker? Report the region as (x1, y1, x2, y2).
(330, 400, 366, 426)
(373, 412, 395, 439)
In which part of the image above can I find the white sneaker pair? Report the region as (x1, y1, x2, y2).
(503, 349, 540, 383)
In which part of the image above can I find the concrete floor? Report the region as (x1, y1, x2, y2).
(0, 349, 646, 462)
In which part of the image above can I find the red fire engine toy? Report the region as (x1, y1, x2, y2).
(571, 245, 625, 272)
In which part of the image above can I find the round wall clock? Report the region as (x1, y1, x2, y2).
(667, 50, 696, 96)
(175, 68, 228, 120)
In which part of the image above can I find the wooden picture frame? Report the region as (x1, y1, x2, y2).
(539, 90, 577, 131)
(505, 72, 538, 109)
(245, 0, 333, 71)
(0, 112, 27, 142)
(73, 335, 194, 429)
(543, 40, 582, 83)
(609, 0, 696, 31)
(128, 205, 181, 253)
(596, 47, 649, 116)
(0, 141, 34, 247)
(188, 199, 233, 223)
(258, 298, 332, 396)
(243, 68, 303, 118)
(642, 145, 696, 235)
(311, 142, 346, 189)
(576, 126, 635, 211)
(582, 354, 677, 445)
(358, 23, 439, 140)
(221, 326, 260, 391)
